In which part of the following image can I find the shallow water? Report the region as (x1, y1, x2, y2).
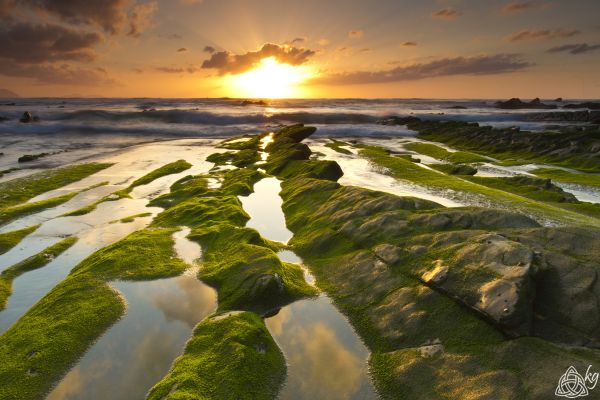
(266, 295, 378, 400)
(46, 228, 216, 400)
(239, 177, 293, 243)
(0, 141, 219, 334)
(0, 216, 154, 334)
(309, 139, 463, 207)
(241, 177, 379, 400)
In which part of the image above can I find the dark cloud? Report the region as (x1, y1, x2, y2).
(547, 43, 600, 55)
(0, 0, 16, 17)
(0, 22, 101, 63)
(348, 30, 364, 38)
(402, 41, 418, 47)
(313, 54, 532, 85)
(431, 8, 460, 20)
(502, 1, 534, 14)
(0, 63, 115, 85)
(290, 37, 306, 44)
(203, 45, 215, 53)
(20, 0, 156, 37)
(155, 65, 200, 74)
(201, 43, 315, 75)
(507, 28, 579, 42)
(25, 0, 130, 34)
(127, 1, 158, 37)
(177, 47, 188, 52)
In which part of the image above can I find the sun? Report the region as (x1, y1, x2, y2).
(227, 57, 313, 98)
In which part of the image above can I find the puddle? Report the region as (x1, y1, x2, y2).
(266, 295, 378, 400)
(239, 177, 293, 243)
(0, 141, 220, 334)
(0, 216, 154, 334)
(554, 183, 600, 204)
(308, 139, 462, 207)
(47, 228, 216, 400)
(240, 176, 379, 400)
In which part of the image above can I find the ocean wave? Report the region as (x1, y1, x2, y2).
(48, 109, 381, 125)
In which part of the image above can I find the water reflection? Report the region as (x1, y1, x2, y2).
(266, 295, 378, 400)
(47, 230, 216, 400)
(309, 140, 461, 208)
(239, 175, 378, 399)
(239, 177, 293, 243)
(0, 217, 154, 334)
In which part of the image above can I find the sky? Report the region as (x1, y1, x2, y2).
(0, 0, 599, 98)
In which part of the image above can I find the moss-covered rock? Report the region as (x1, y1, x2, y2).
(147, 311, 285, 400)
(0, 225, 39, 255)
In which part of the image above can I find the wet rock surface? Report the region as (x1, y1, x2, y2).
(398, 118, 600, 171)
(264, 125, 600, 399)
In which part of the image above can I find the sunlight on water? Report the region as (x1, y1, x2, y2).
(239, 177, 293, 243)
(46, 230, 216, 400)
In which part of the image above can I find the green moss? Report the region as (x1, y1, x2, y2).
(110, 212, 153, 224)
(406, 119, 600, 172)
(191, 223, 316, 312)
(207, 149, 260, 167)
(147, 311, 285, 400)
(0, 163, 112, 210)
(124, 159, 192, 193)
(359, 144, 599, 227)
(405, 142, 489, 163)
(532, 168, 600, 188)
(0, 192, 78, 225)
(64, 160, 191, 217)
(153, 195, 249, 228)
(463, 175, 577, 203)
(0, 225, 39, 255)
(325, 139, 353, 155)
(461, 176, 600, 219)
(0, 228, 188, 400)
(218, 135, 262, 150)
(0, 181, 111, 225)
(0, 237, 77, 309)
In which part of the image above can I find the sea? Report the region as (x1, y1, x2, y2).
(0, 97, 589, 139)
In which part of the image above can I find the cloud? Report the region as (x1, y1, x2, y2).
(502, 1, 534, 14)
(290, 37, 306, 44)
(0, 22, 101, 63)
(317, 39, 330, 46)
(155, 65, 200, 74)
(24, 0, 130, 34)
(431, 8, 460, 20)
(128, 1, 158, 37)
(0, 63, 115, 85)
(547, 43, 600, 55)
(402, 41, 418, 47)
(177, 47, 187, 52)
(203, 45, 215, 53)
(507, 28, 579, 42)
(0, 0, 15, 17)
(201, 43, 315, 75)
(348, 30, 364, 38)
(313, 54, 532, 85)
